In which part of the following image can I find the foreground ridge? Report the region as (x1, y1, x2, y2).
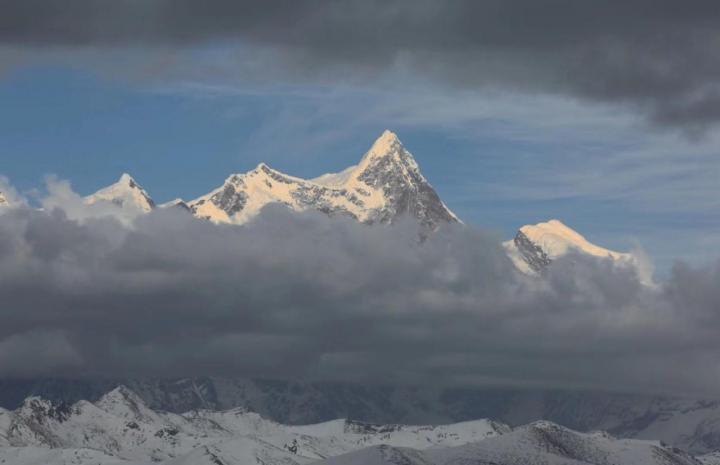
(0, 387, 707, 465)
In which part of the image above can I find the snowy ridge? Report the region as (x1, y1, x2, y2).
(84, 173, 155, 213)
(0, 387, 509, 465)
(517, 219, 631, 261)
(0, 387, 709, 465)
(319, 421, 701, 465)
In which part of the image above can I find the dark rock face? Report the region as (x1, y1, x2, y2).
(205, 176, 249, 217)
(356, 137, 457, 230)
(20, 398, 72, 424)
(344, 420, 404, 435)
(512, 230, 552, 272)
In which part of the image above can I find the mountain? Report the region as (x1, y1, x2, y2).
(188, 130, 459, 229)
(84, 173, 155, 213)
(504, 219, 640, 274)
(0, 191, 7, 207)
(0, 387, 510, 465)
(319, 421, 701, 465)
(5, 379, 720, 455)
(41, 133, 645, 275)
(0, 388, 705, 465)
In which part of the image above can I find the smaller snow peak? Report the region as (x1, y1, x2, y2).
(86, 173, 155, 212)
(21, 396, 53, 411)
(96, 385, 158, 423)
(0, 191, 7, 206)
(160, 198, 191, 211)
(519, 219, 621, 259)
(522, 219, 585, 243)
(507, 219, 653, 283)
(102, 385, 142, 403)
(97, 385, 147, 411)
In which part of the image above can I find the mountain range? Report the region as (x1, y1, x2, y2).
(0, 387, 713, 465)
(0, 130, 641, 277)
(0, 130, 670, 464)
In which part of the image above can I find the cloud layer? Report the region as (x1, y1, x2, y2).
(0, 180, 718, 397)
(3, 0, 720, 129)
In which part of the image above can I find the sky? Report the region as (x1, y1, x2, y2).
(0, 1, 719, 395)
(0, 1, 719, 274)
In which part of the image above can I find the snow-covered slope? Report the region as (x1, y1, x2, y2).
(85, 173, 155, 213)
(320, 421, 701, 465)
(0, 387, 508, 465)
(699, 451, 720, 465)
(0, 446, 134, 465)
(189, 130, 459, 229)
(1, 388, 714, 465)
(504, 219, 642, 275)
(10, 378, 720, 454)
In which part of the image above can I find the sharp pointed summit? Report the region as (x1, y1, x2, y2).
(362, 129, 403, 159)
(85, 173, 155, 212)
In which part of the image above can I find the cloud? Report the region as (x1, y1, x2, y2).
(0, 179, 718, 397)
(3, 0, 720, 129)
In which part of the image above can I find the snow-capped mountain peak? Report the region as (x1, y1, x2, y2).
(504, 219, 641, 276)
(95, 385, 160, 424)
(519, 219, 628, 260)
(189, 130, 459, 229)
(96, 385, 147, 412)
(85, 173, 155, 212)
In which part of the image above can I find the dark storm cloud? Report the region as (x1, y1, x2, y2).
(0, 187, 719, 396)
(3, 0, 720, 128)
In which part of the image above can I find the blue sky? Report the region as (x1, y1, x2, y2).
(1, 64, 718, 275)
